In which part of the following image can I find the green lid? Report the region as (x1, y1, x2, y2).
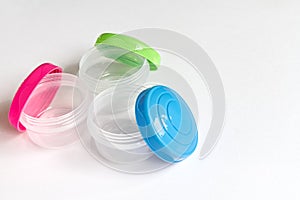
(95, 33, 160, 71)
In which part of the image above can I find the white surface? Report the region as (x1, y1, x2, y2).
(0, 0, 300, 199)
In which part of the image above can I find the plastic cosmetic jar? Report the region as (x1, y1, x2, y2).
(9, 63, 92, 148)
(79, 44, 150, 94)
(86, 84, 198, 165)
(79, 33, 160, 95)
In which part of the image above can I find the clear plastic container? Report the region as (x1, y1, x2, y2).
(87, 87, 151, 164)
(79, 44, 149, 95)
(9, 63, 92, 148)
(84, 84, 198, 169)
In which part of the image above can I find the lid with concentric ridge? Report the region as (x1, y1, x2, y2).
(135, 85, 198, 163)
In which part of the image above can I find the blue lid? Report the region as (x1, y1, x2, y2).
(135, 85, 198, 163)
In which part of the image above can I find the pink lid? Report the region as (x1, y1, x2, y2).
(8, 63, 63, 132)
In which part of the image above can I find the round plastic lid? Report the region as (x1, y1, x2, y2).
(135, 85, 198, 163)
(95, 33, 161, 70)
(8, 63, 62, 132)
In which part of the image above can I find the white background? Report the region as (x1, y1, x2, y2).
(0, 0, 300, 199)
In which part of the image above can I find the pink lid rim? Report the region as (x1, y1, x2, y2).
(8, 63, 63, 132)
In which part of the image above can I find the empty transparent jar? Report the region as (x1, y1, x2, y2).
(79, 44, 150, 95)
(87, 87, 151, 164)
(85, 84, 198, 167)
(9, 63, 92, 148)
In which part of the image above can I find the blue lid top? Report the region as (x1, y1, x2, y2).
(135, 85, 198, 163)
